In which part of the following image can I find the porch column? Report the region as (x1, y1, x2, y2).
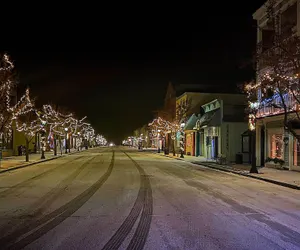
(195, 131, 199, 157)
(255, 125, 262, 166)
(218, 126, 222, 157)
(288, 133, 294, 170)
(264, 127, 268, 164)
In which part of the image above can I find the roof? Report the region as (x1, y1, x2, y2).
(253, 2, 267, 20)
(199, 108, 222, 128)
(184, 114, 199, 131)
(174, 84, 241, 97)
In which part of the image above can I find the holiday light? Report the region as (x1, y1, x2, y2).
(244, 8, 300, 133)
(1, 53, 104, 153)
(147, 98, 190, 153)
(0, 54, 36, 144)
(95, 134, 107, 146)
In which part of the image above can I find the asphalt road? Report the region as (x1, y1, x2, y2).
(0, 147, 300, 250)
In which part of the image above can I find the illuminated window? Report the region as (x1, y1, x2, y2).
(270, 134, 283, 159)
(293, 139, 300, 166)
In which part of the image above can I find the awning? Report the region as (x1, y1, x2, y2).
(183, 114, 199, 131)
(199, 108, 221, 128)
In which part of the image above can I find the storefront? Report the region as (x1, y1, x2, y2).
(185, 131, 195, 156)
(256, 116, 300, 171)
(199, 106, 222, 160)
(204, 127, 220, 160)
(183, 114, 199, 156)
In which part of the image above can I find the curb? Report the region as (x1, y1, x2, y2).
(157, 153, 300, 191)
(164, 155, 184, 161)
(194, 162, 300, 191)
(0, 156, 62, 174)
(0, 150, 86, 174)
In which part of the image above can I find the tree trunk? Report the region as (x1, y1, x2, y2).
(25, 138, 29, 162)
(54, 135, 57, 156)
(59, 138, 62, 155)
(172, 139, 176, 156)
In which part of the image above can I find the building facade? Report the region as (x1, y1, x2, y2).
(177, 92, 247, 158)
(253, 0, 300, 171)
(197, 98, 248, 162)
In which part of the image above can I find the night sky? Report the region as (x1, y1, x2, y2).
(1, 1, 265, 143)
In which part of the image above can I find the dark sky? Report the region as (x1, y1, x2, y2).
(1, 1, 265, 143)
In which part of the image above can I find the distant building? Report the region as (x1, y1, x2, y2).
(180, 93, 247, 159)
(196, 97, 247, 162)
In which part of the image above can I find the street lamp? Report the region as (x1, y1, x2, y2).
(180, 122, 185, 158)
(64, 127, 68, 154)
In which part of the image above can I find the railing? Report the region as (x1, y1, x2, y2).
(256, 92, 297, 118)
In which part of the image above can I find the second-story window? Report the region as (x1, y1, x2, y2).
(262, 28, 275, 52)
(281, 3, 297, 38)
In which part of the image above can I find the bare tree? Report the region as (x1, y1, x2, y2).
(148, 117, 169, 153)
(0, 53, 16, 146)
(175, 97, 191, 158)
(15, 108, 42, 162)
(148, 97, 191, 156)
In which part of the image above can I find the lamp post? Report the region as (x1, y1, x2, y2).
(180, 122, 185, 158)
(64, 127, 68, 154)
(41, 136, 46, 159)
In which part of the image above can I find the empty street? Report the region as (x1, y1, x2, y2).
(0, 147, 299, 250)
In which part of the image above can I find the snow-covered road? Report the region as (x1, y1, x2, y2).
(0, 147, 299, 250)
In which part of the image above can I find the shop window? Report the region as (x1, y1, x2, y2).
(270, 134, 283, 159)
(186, 134, 192, 147)
(293, 139, 300, 166)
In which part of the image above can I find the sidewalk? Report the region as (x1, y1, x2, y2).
(157, 152, 300, 190)
(0, 149, 81, 173)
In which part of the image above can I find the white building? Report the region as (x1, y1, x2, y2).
(253, 0, 300, 171)
(198, 98, 248, 162)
